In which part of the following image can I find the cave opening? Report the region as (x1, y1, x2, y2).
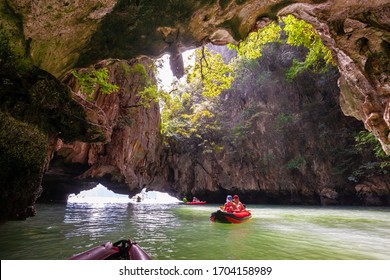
(67, 184, 180, 204)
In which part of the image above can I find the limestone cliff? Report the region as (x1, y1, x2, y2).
(40, 58, 162, 201)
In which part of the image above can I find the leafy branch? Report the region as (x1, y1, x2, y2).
(228, 15, 334, 80)
(188, 46, 234, 99)
(72, 68, 119, 100)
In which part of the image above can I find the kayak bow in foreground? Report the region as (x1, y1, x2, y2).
(69, 239, 151, 260)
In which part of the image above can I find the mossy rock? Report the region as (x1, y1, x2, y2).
(0, 112, 48, 221)
(0, 27, 106, 220)
(0, 59, 105, 143)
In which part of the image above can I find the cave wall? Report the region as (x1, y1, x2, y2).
(40, 58, 163, 202)
(0, 47, 103, 221)
(277, 1, 390, 155)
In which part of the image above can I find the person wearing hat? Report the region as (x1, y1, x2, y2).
(223, 195, 236, 213)
(232, 195, 245, 212)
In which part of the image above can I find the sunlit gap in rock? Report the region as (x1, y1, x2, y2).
(67, 184, 129, 204)
(67, 184, 180, 204)
(130, 188, 181, 204)
(155, 49, 195, 91)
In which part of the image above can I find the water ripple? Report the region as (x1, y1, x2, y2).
(1, 204, 390, 259)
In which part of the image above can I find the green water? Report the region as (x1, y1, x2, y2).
(0, 203, 389, 260)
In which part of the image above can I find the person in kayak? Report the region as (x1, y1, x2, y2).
(232, 195, 245, 212)
(223, 195, 236, 213)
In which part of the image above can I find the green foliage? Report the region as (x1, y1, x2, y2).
(274, 113, 293, 131)
(228, 21, 282, 59)
(137, 84, 162, 108)
(229, 15, 333, 80)
(160, 92, 187, 137)
(355, 130, 390, 168)
(0, 28, 12, 64)
(188, 46, 234, 99)
(344, 130, 390, 182)
(231, 58, 273, 92)
(131, 63, 148, 78)
(286, 156, 306, 170)
(159, 76, 222, 149)
(281, 15, 334, 80)
(160, 47, 233, 145)
(72, 68, 119, 100)
(161, 93, 217, 141)
(134, 63, 169, 108)
(0, 64, 106, 144)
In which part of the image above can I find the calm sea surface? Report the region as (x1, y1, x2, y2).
(0, 202, 389, 260)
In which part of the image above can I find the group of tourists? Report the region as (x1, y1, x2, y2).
(182, 196, 199, 203)
(223, 194, 246, 213)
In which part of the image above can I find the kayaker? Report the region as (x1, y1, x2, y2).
(232, 195, 245, 212)
(223, 195, 236, 213)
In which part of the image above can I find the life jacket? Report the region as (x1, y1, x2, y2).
(223, 201, 236, 213)
(233, 201, 244, 212)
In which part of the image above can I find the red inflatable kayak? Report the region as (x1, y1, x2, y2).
(186, 201, 206, 205)
(210, 210, 251, 224)
(69, 239, 151, 260)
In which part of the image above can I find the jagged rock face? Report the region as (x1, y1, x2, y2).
(41, 58, 162, 201)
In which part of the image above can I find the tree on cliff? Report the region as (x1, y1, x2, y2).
(72, 68, 119, 101)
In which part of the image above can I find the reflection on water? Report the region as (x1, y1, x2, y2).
(129, 203, 182, 258)
(0, 203, 389, 260)
(64, 203, 129, 245)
